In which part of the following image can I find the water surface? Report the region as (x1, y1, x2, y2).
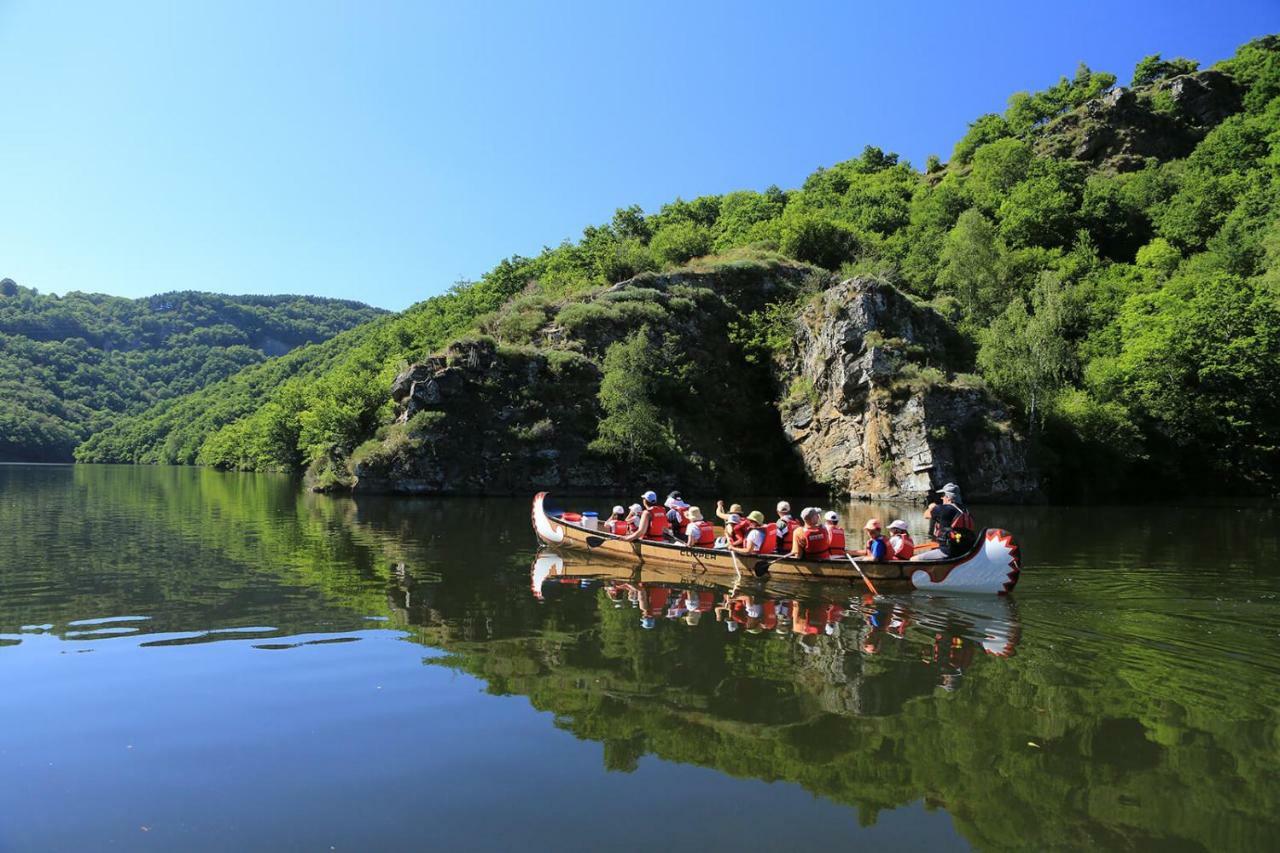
(1, 465, 1277, 851)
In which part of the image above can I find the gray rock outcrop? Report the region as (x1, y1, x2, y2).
(774, 278, 1039, 501)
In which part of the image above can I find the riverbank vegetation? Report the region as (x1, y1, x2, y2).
(73, 35, 1280, 497)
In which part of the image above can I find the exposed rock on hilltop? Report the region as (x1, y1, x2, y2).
(1036, 70, 1241, 171)
(347, 262, 1037, 500)
(775, 279, 1038, 501)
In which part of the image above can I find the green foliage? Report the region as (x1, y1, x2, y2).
(1131, 53, 1200, 87)
(588, 329, 672, 465)
(1215, 34, 1280, 113)
(977, 272, 1075, 429)
(779, 212, 859, 270)
(1003, 63, 1117, 135)
(649, 221, 713, 268)
(0, 286, 383, 461)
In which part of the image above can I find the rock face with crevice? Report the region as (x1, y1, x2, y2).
(774, 278, 1039, 501)
(349, 265, 1039, 501)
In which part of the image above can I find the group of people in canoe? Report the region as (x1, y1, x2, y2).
(596, 482, 977, 562)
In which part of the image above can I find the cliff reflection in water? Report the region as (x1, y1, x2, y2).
(3, 466, 1277, 852)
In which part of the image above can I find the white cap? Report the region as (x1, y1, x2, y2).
(612, 505, 625, 515)
(824, 511, 839, 522)
(642, 490, 658, 502)
(629, 503, 641, 513)
(888, 519, 909, 531)
(776, 501, 790, 514)
(726, 621, 738, 632)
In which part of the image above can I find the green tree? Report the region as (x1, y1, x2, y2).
(649, 221, 713, 268)
(935, 209, 1007, 324)
(589, 329, 672, 466)
(778, 212, 859, 270)
(978, 272, 1074, 429)
(1131, 53, 1199, 87)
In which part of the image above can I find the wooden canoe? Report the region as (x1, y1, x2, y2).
(532, 492, 1022, 595)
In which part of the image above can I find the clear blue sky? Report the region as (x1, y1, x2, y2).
(1, 2, 1275, 310)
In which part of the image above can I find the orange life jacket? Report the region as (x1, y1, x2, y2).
(825, 526, 846, 557)
(888, 533, 914, 560)
(688, 520, 715, 546)
(729, 518, 752, 547)
(798, 525, 829, 560)
(671, 506, 690, 534)
(604, 518, 632, 536)
(777, 517, 801, 553)
(643, 506, 669, 541)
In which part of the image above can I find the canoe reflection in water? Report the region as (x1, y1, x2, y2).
(532, 550, 1020, 694)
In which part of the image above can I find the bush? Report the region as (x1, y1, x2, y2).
(779, 214, 859, 270)
(649, 221, 713, 267)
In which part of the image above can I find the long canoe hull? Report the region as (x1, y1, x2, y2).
(532, 492, 1021, 595)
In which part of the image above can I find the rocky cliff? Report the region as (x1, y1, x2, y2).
(774, 279, 1038, 501)
(346, 262, 1037, 501)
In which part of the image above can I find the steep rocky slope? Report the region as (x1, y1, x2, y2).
(348, 264, 1035, 499)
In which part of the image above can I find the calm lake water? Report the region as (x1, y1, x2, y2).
(1, 465, 1278, 852)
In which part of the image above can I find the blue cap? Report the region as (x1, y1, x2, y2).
(641, 616, 656, 629)
(642, 490, 658, 502)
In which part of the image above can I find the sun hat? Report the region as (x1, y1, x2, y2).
(686, 506, 704, 522)
(684, 611, 702, 626)
(642, 490, 658, 502)
(729, 503, 743, 514)
(776, 501, 791, 514)
(864, 518, 883, 531)
(824, 510, 839, 523)
(667, 490, 682, 501)
(888, 519, 908, 531)
(612, 505, 625, 516)
(748, 510, 765, 523)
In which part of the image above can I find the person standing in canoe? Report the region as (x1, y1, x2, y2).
(684, 506, 716, 547)
(823, 511, 846, 558)
(774, 501, 801, 554)
(912, 483, 976, 560)
(623, 491, 672, 542)
(887, 519, 915, 560)
(788, 507, 831, 560)
(729, 510, 777, 555)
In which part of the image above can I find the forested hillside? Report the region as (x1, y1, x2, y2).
(0, 284, 385, 461)
(82, 35, 1280, 497)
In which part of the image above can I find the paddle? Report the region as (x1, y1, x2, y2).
(846, 553, 881, 596)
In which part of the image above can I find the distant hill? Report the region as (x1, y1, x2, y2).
(0, 284, 386, 461)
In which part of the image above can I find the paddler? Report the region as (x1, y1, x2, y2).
(788, 507, 831, 560)
(823, 510, 846, 558)
(774, 501, 801, 554)
(623, 490, 672, 542)
(887, 519, 915, 559)
(912, 482, 976, 560)
(665, 491, 691, 536)
(854, 518, 890, 561)
(684, 506, 716, 547)
(728, 510, 777, 555)
(603, 505, 632, 536)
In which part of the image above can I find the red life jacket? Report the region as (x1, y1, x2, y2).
(747, 521, 778, 554)
(825, 526, 846, 557)
(643, 506, 669, 541)
(798, 525, 829, 560)
(604, 518, 632, 536)
(688, 520, 715, 546)
(672, 506, 691, 534)
(888, 533, 914, 560)
(729, 518, 752, 547)
(777, 517, 801, 553)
